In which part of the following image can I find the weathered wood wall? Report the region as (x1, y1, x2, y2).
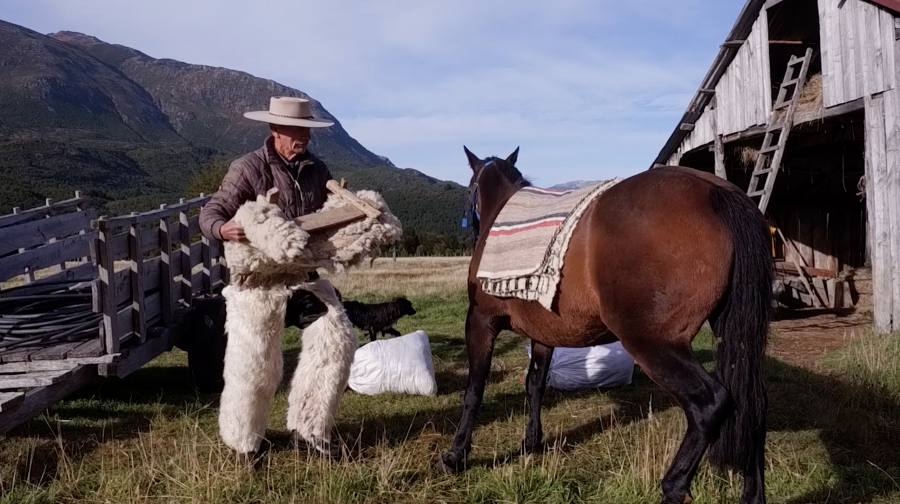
(865, 85, 900, 333)
(716, 12, 772, 136)
(770, 204, 867, 273)
(818, 0, 897, 107)
(666, 11, 771, 165)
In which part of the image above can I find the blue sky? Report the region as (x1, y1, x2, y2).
(0, 1, 746, 186)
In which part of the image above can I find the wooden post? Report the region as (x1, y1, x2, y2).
(178, 201, 193, 307)
(12, 207, 36, 284)
(159, 207, 176, 328)
(865, 93, 893, 333)
(129, 214, 147, 344)
(884, 86, 900, 331)
(201, 234, 212, 296)
(96, 218, 120, 353)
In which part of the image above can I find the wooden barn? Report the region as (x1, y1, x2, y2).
(654, 0, 900, 333)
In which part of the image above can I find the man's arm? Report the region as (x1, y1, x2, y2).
(199, 160, 255, 241)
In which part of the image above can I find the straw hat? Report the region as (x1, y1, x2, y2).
(243, 96, 334, 128)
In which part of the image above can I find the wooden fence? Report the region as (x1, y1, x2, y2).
(93, 195, 225, 354)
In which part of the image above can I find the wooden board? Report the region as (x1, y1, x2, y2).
(295, 205, 368, 233)
(0, 369, 73, 389)
(0, 262, 96, 298)
(0, 365, 97, 435)
(865, 93, 894, 332)
(0, 355, 117, 373)
(0, 392, 24, 412)
(886, 85, 900, 329)
(99, 326, 182, 379)
(0, 232, 95, 283)
(0, 210, 96, 257)
(67, 338, 104, 359)
(0, 196, 89, 230)
(98, 195, 210, 228)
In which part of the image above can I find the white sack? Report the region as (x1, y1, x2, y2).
(348, 330, 438, 396)
(526, 341, 635, 391)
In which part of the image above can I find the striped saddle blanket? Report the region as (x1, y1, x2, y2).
(476, 178, 622, 310)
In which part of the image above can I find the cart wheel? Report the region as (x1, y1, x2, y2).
(186, 297, 227, 393)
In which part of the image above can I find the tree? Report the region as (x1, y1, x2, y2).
(186, 160, 228, 197)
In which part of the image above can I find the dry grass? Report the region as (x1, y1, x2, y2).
(1, 258, 899, 503)
(323, 256, 470, 298)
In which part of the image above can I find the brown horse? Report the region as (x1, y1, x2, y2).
(436, 147, 773, 504)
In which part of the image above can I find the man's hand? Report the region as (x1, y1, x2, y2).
(219, 218, 246, 241)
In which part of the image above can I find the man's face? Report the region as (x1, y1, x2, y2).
(271, 124, 312, 158)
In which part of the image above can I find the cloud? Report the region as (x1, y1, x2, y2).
(0, 0, 745, 185)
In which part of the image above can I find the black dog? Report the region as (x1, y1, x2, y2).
(341, 296, 416, 342)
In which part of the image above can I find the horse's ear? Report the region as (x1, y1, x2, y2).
(463, 145, 481, 170)
(506, 147, 519, 166)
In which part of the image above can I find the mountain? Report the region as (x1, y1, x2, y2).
(549, 180, 601, 190)
(0, 19, 469, 253)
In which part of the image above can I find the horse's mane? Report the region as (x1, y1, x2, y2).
(485, 156, 532, 189)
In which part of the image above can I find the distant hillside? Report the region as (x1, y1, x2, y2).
(549, 180, 601, 190)
(0, 19, 469, 254)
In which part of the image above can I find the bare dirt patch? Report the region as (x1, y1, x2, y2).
(769, 308, 873, 371)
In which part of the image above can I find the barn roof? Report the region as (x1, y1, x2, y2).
(652, 0, 900, 167)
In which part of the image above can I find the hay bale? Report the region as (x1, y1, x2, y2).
(796, 72, 823, 115)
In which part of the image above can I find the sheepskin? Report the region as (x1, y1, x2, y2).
(224, 190, 402, 287)
(285, 280, 358, 454)
(217, 188, 400, 456)
(218, 283, 291, 454)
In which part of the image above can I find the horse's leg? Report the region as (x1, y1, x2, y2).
(524, 340, 553, 453)
(626, 341, 732, 504)
(436, 306, 500, 473)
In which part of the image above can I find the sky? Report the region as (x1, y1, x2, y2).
(0, 0, 746, 186)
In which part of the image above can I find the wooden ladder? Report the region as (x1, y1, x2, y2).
(747, 48, 823, 308)
(747, 47, 814, 214)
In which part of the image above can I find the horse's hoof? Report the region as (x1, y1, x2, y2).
(435, 453, 461, 475)
(522, 439, 543, 454)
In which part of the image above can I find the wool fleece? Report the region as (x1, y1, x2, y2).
(218, 190, 400, 455)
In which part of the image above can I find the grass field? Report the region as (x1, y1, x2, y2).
(1, 257, 899, 503)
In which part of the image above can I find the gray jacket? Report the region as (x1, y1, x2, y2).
(199, 136, 332, 241)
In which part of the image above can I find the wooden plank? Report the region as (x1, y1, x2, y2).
(99, 195, 211, 228)
(0, 233, 95, 283)
(201, 236, 212, 296)
(885, 86, 900, 330)
(860, 0, 886, 95)
(111, 255, 162, 306)
(0, 346, 44, 363)
(96, 223, 119, 354)
(865, 93, 894, 332)
(325, 180, 382, 218)
(840, 0, 859, 101)
(159, 216, 176, 328)
(0, 262, 96, 298)
(68, 338, 104, 358)
(0, 355, 118, 373)
(0, 365, 96, 435)
(140, 226, 161, 255)
(295, 205, 368, 233)
(0, 392, 24, 412)
(115, 292, 162, 342)
(0, 196, 90, 230)
(881, 8, 897, 90)
(178, 211, 193, 306)
(0, 210, 96, 257)
(29, 342, 83, 361)
(99, 326, 182, 379)
(0, 369, 73, 389)
(129, 223, 147, 344)
(759, 9, 772, 118)
(819, 0, 837, 106)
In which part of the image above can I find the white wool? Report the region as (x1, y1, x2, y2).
(286, 280, 359, 444)
(224, 190, 402, 286)
(217, 188, 397, 454)
(218, 284, 291, 454)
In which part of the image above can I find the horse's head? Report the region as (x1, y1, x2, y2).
(462, 146, 530, 242)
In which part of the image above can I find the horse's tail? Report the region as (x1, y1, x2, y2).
(707, 186, 773, 474)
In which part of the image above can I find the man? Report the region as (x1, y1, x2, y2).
(200, 95, 332, 326)
(199, 96, 338, 458)
(200, 95, 334, 242)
